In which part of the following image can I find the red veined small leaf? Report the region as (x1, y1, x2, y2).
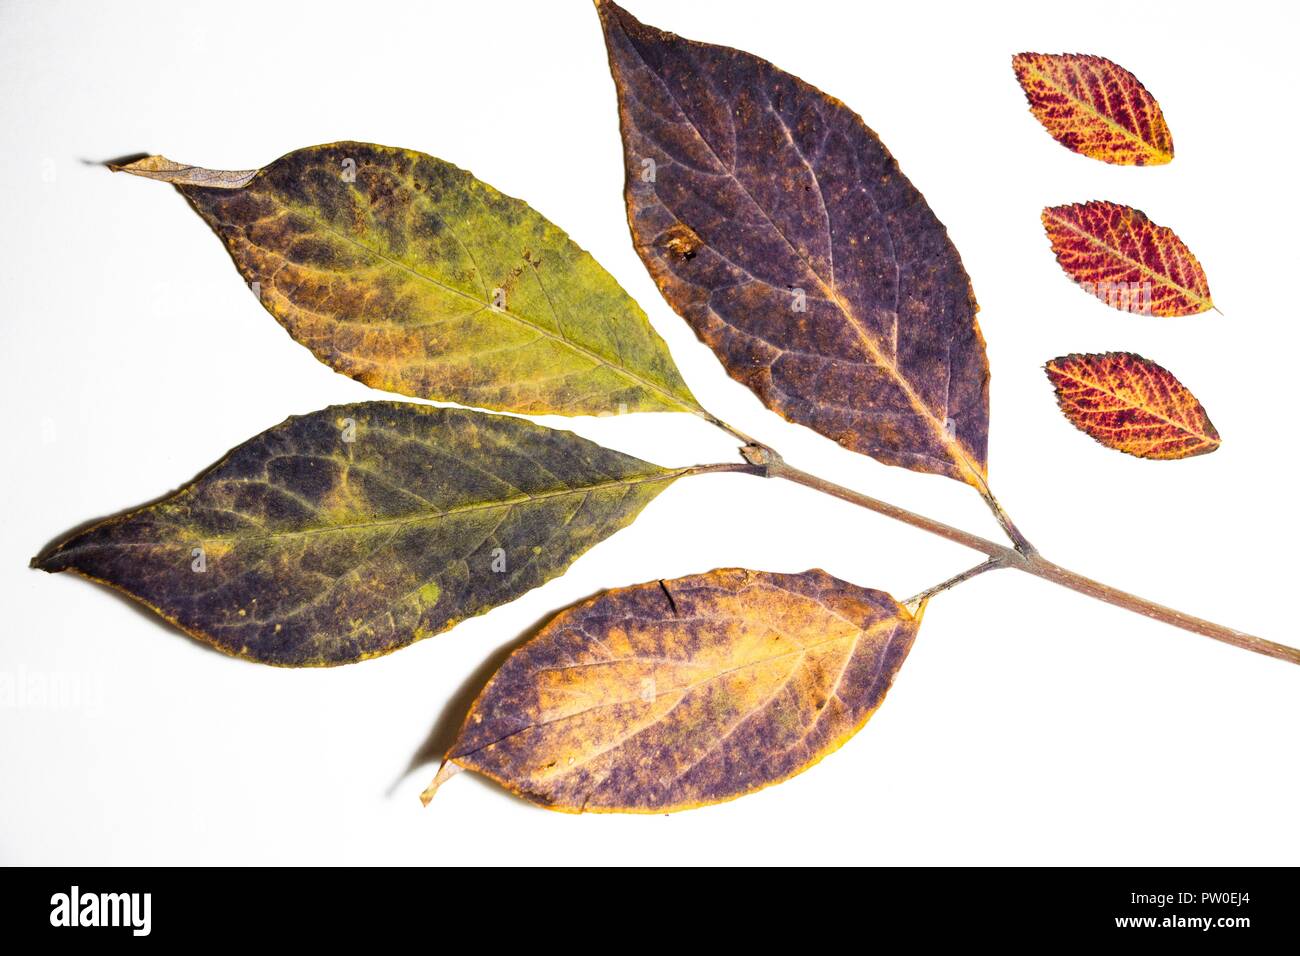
(1045, 352, 1220, 460)
(1042, 201, 1214, 316)
(1012, 53, 1173, 165)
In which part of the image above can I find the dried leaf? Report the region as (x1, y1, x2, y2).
(33, 403, 686, 665)
(1042, 201, 1213, 316)
(596, 1, 989, 486)
(109, 155, 258, 188)
(112, 144, 700, 417)
(424, 567, 918, 812)
(1045, 352, 1220, 459)
(1012, 53, 1173, 165)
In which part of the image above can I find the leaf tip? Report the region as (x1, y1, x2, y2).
(420, 761, 464, 806)
(29, 541, 66, 573)
(98, 152, 153, 174)
(593, 0, 620, 24)
(107, 154, 257, 189)
(106, 154, 174, 176)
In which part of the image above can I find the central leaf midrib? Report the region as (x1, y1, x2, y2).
(83, 470, 684, 551)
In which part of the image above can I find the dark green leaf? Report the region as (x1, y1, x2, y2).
(34, 403, 685, 665)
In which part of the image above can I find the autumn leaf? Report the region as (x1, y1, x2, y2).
(1045, 353, 1220, 460)
(423, 567, 918, 812)
(1012, 53, 1173, 165)
(1042, 201, 1214, 317)
(595, 1, 990, 487)
(33, 403, 690, 665)
(111, 143, 700, 417)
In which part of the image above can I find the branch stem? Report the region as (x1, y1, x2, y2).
(1021, 557, 1300, 665)
(769, 457, 1013, 559)
(708, 443, 1300, 667)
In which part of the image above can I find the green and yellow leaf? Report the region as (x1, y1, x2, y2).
(112, 143, 700, 417)
(33, 403, 687, 665)
(424, 568, 919, 812)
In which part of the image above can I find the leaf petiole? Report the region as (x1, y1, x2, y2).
(903, 556, 1013, 613)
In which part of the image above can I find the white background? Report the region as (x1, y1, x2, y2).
(2, 0, 1297, 866)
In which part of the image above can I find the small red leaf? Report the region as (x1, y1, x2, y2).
(1042, 202, 1213, 317)
(1045, 353, 1220, 460)
(1013, 53, 1173, 165)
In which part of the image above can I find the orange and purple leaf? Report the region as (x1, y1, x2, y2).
(597, 1, 989, 487)
(1042, 201, 1213, 317)
(1012, 53, 1173, 165)
(423, 568, 918, 813)
(1045, 353, 1220, 460)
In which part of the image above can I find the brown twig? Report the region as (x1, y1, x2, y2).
(705, 438, 1300, 667)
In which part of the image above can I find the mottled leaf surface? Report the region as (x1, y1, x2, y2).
(425, 568, 918, 812)
(1046, 352, 1220, 459)
(34, 403, 685, 665)
(1013, 53, 1173, 165)
(113, 144, 700, 417)
(1043, 201, 1213, 316)
(596, 1, 989, 486)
